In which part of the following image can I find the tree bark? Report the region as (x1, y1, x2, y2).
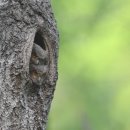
(0, 0, 59, 130)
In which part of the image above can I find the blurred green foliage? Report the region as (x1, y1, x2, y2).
(48, 0, 130, 130)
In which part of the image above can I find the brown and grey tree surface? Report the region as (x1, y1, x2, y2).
(0, 0, 59, 130)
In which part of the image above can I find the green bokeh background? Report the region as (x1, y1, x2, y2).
(48, 0, 130, 130)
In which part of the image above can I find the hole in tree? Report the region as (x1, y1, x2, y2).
(34, 30, 46, 50)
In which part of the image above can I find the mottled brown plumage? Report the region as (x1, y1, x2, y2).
(30, 43, 49, 85)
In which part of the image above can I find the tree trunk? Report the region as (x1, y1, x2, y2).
(0, 0, 59, 130)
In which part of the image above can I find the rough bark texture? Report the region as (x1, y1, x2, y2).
(0, 0, 59, 130)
